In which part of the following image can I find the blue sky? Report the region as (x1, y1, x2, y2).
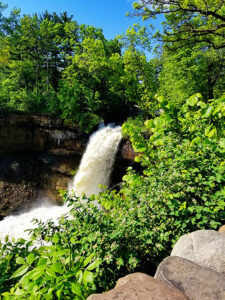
(4, 0, 163, 40)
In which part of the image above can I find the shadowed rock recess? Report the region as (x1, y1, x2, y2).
(0, 113, 135, 219)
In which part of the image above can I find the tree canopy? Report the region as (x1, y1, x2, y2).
(132, 0, 225, 50)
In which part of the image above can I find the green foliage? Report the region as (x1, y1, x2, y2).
(132, 0, 225, 50)
(158, 46, 225, 103)
(27, 196, 147, 291)
(58, 80, 102, 132)
(0, 6, 158, 130)
(0, 223, 100, 299)
(97, 93, 225, 269)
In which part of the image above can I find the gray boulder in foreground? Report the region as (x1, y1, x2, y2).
(171, 229, 225, 273)
(155, 256, 225, 300)
(87, 272, 188, 300)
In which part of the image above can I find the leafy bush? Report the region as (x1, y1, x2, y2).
(120, 93, 225, 247)
(95, 93, 225, 275)
(0, 222, 100, 300)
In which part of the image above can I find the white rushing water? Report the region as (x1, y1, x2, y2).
(0, 125, 122, 240)
(69, 124, 122, 197)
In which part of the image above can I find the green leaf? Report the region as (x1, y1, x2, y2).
(203, 106, 213, 118)
(207, 127, 217, 137)
(205, 125, 213, 136)
(50, 263, 63, 274)
(56, 286, 63, 299)
(187, 95, 198, 106)
(16, 257, 26, 265)
(83, 253, 95, 267)
(153, 117, 166, 128)
(46, 268, 57, 278)
(71, 282, 83, 297)
(29, 269, 44, 281)
(76, 270, 83, 283)
(11, 265, 29, 278)
(37, 258, 48, 266)
(52, 234, 60, 244)
(53, 249, 69, 257)
(83, 270, 94, 286)
(116, 257, 124, 267)
(144, 119, 154, 129)
(87, 260, 101, 271)
(27, 253, 35, 265)
(213, 103, 224, 115)
(219, 139, 225, 149)
(190, 136, 201, 147)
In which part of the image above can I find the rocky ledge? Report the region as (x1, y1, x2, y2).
(0, 113, 136, 219)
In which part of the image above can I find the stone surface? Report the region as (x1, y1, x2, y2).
(155, 256, 225, 300)
(171, 229, 225, 273)
(0, 155, 40, 219)
(0, 113, 135, 160)
(0, 113, 85, 155)
(86, 272, 188, 300)
(218, 225, 225, 233)
(119, 139, 138, 161)
(0, 181, 37, 219)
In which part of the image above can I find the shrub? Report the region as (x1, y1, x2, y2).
(0, 222, 100, 300)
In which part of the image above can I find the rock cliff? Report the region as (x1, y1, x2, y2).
(0, 113, 135, 219)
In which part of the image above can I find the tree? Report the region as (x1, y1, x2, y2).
(0, 2, 20, 36)
(132, 0, 225, 50)
(158, 45, 225, 102)
(59, 36, 135, 129)
(118, 24, 159, 111)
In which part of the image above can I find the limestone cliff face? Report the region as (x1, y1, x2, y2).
(0, 113, 135, 219)
(0, 113, 86, 155)
(0, 113, 86, 218)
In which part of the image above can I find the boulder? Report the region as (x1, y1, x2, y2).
(155, 256, 225, 300)
(87, 272, 188, 300)
(218, 225, 225, 234)
(171, 229, 225, 273)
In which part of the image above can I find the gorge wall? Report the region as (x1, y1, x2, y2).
(0, 113, 135, 219)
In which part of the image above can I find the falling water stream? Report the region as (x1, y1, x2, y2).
(0, 125, 122, 240)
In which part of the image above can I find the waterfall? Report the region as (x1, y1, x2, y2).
(0, 125, 122, 240)
(69, 125, 122, 197)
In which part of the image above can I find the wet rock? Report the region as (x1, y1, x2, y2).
(155, 256, 225, 300)
(0, 113, 135, 160)
(171, 229, 225, 273)
(119, 139, 137, 161)
(87, 272, 188, 300)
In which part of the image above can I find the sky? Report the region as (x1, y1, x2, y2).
(4, 0, 163, 40)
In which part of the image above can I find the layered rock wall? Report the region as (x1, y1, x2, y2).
(0, 113, 135, 218)
(0, 113, 85, 155)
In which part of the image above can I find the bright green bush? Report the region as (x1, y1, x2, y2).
(119, 93, 225, 246)
(96, 93, 225, 272)
(0, 224, 100, 300)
